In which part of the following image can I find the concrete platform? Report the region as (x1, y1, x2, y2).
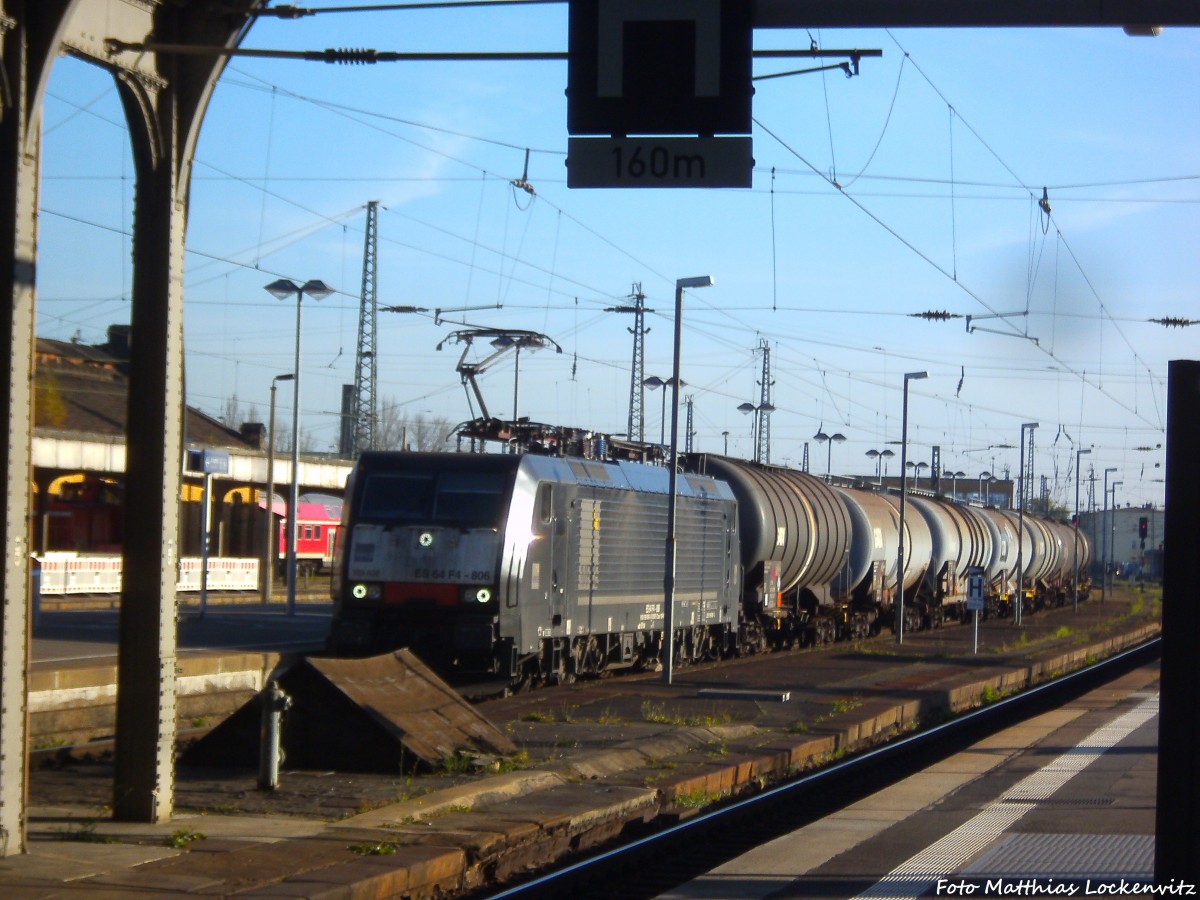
(8, 589, 1162, 898)
(661, 659, 1162, 898)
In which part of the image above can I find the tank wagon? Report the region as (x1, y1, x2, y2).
(329, 451, 1091, 683)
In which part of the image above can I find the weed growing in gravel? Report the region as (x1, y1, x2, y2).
(675, 789, 725, 809)
(595, 706, 624, 725)
(521, 705, 577, 724)
(814, 696, 862, 723)
(349, 841, 397, 856)
(640, 701, 731, 727)
(56, 808, 117, 844)
(496, 751, 532, 773)
(439, 751, 475, 774)
(165, 828, 206, 849)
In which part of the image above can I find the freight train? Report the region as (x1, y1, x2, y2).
(327, 451, 1089, 686)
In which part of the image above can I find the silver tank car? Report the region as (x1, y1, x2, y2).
(908, 496, 995, 622)
(685, 455, 853, 645)
(835, 487, 933, 634)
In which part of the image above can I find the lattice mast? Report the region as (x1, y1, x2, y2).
(606, 283, 652, 442)
(685, 395, 695, 453)
(756, 338, 774, 464)
(1021, 424, 1036, 511)
(351, 200, 380, 456)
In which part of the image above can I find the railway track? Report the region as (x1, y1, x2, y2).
(483, 637, 1162, 900)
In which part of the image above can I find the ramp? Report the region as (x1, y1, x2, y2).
(183, 649, 516, 773)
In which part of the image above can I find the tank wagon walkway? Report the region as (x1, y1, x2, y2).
(8, 591, 1160, 898)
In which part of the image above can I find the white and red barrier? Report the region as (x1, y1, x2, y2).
(35, 553, 260, 594)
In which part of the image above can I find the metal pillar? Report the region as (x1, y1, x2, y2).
(755, 339, 773, 464)
(607, 284, 652, 443)
(1157, 359, 1200, 882)
(0, 0, 48, 854)
(350, 200, 379, 456)
(684, 395, 694, 453)
(103, 0, 260, 824)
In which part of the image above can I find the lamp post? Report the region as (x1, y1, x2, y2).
(1015, 422, 1038, 626)
(644, 376, 683, 446)
(738, 401, 776, 463)
(261, 373, 294, 605)
(896, 370, 927, 644)
(1109, 481, 1123, 593)
(489, 333, 548, 422)
(265, 278, 334, 616)
(1101, 466, 1117, 602)
(1072, 447, 1091, 612)
(722, 431, 730, 455)
(814, 430, 846, 480)
(905, 460, 929, 489)
(866, 449, 894, 487)
(979, 471, 992, 506)
(664, 275, 713, 685)
(948, 470, 966, 500)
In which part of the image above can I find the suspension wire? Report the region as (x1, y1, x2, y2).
(770, 167, 778, 312)
(840, 54, 907, 189)
(1051, 232, 1060, 353)
(1052, 224, 1166, 430)
(816, 31, 839, 184)
(949, 106, 957, 281)
(254, 85, 278, 268)
(753, 117, 1162, 431)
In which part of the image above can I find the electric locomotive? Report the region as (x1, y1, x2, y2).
(329, 451, 741, 685)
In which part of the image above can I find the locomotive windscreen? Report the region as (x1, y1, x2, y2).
(357, 470, 507, 529)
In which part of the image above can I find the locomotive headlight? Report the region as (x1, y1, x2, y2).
(461, 586, 494, 605)
(350, 583, 381, 601)
(418, 532, 434, 547)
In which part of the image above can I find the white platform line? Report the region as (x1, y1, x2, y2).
(854, 694, 1159, 899)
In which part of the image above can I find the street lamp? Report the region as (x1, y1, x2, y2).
(1072, 447, 1091, 612)
(265, 277, 335, 616)
(813, 430, 846, 480)
(261, 373, 294, 605)
(896, 370, 927, 644)
(489, 332, 551, 422)
(1015, 422, 1038, 625)
(721, 431, 730, 455)
(644, 375, 683, 446)
(866, 448, 894, 487)
(1101, 466, 1117, 602)
(664, 275, 713, 685)
(947, 470, 966, 500)
(905, 460, 929, 489)
(979, 471, 993, 507)
(738, 401, 776, 463)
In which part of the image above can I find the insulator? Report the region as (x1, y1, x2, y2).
(322, 48, 378, 65)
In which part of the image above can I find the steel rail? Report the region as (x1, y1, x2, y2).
(487, 636, 1162, 899)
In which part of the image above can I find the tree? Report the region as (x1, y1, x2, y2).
(377, 397, 455, 452)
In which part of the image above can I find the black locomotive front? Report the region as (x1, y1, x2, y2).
(329, 452, 519, 673)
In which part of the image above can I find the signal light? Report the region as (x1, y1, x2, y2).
(1138, 516, 1148, 539)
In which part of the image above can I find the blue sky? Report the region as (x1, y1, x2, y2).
(36, 4, 1199, 511)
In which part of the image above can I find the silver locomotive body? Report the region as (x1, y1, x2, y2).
(331, 451, 740, 684)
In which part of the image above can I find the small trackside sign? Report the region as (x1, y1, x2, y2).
(568, 136, 752, 188)
(966, 566, 985, 611)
